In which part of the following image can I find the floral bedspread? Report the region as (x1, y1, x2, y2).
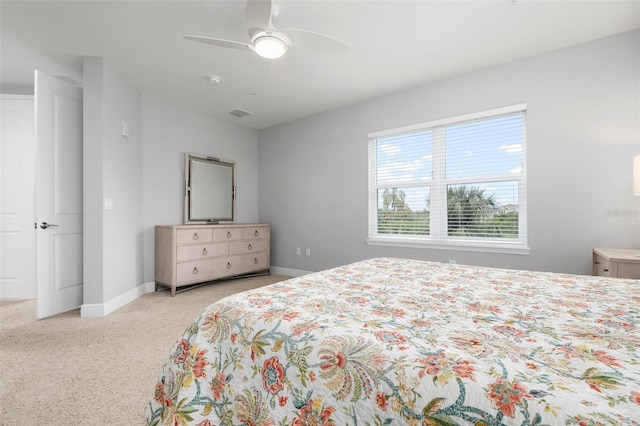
(147, 257, 640, 425)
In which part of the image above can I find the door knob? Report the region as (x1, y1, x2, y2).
(40, 222, 59, 229)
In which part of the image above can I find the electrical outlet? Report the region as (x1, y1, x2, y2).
(296, 247, 301, 256)
(449, 259, 457, 264)
(306, 248, 311, 256)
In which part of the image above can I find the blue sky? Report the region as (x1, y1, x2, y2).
(376, 114, 524, 211)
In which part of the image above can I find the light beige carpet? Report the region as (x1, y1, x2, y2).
(0, 274, 288, 425)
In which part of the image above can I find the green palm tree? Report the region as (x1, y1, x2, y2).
(382, 188, 407, 212)
(379, 188, 412, 234)
(447, 186, 497, 236)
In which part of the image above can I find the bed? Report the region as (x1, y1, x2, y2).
(147, 257, 640, 425)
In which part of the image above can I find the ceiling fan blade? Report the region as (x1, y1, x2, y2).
(183, 35, 252, 52)
(279, 28, 350, 53)
(245, 0, 272, 34)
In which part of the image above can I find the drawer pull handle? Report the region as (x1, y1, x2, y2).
(227, 231, 232, 239)
(227, 262, 231, 269)
(248, 243, 253, 251)
(254, 230, 259, 237)
(193, 233, 199, 241)
(254, 258, 259, 265)
(603, 269, 609, 272)
(193, 267, 199, 275)
(202, 248, 208, 255)
(594, 261, 600, 264)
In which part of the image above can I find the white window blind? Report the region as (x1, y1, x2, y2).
(367, 105, 528, 254)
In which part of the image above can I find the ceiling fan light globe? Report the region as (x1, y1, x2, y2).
(253, 35, 288, 59)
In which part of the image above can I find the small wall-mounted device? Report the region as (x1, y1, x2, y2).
(121, 121, 130, 138)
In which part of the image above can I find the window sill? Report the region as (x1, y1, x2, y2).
(367, 236, 531, 255)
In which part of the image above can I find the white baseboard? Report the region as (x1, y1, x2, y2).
(80, 281, 155, 318)
(78, 268, 310, 318)
(270, 266, 311, 277)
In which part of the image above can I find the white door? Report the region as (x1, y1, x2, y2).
(0, 95, 36, 299)
(35, 70, 83, 319)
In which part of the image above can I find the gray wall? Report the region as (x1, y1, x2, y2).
(258, 30, 640, 275)
(83, 56, 143, 304)
(141, 96, 259, 284)
(84, 64, 260, 302)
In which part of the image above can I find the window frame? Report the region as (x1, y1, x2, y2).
(367, 104, 530, 255)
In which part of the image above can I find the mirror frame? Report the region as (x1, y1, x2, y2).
(184, 153, 236, 224)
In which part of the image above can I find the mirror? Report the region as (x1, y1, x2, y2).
(184, 153, 235, 224)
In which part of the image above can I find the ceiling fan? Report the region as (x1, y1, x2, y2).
(183, 0, 350, 59)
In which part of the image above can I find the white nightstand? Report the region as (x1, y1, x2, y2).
(592, 248, 640, 279)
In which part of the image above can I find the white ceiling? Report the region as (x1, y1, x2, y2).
(1, 1, 638, 129)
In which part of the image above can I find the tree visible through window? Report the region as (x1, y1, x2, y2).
(378, 187, 430, 235)
(368, 105, 527, 251)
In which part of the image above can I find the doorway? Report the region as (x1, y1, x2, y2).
(0, 71, 84, 319)
(0, 94, 36, 299)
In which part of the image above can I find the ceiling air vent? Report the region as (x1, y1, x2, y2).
(53, 74, 82, 87)
(228, 108, 252, 118)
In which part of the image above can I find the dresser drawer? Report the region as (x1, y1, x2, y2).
(593, 254, 612, 277)
(213, 227, 244, 242)
(229, 239, 268, 255)
(176, 259, 214, 284)
(617, 262, 640, 279)
(244, 226, 269, 241)
(242, 252, 269, 271)
(176, 243, 228, 262)
(176, 228, 213, 245)
(213, 256, 244, 276)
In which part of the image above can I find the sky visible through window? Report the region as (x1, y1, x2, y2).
(376, 114, 523, 212)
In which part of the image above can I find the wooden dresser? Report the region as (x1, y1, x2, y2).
(155, 224, 270, 295)
(592, 248, 640, 279)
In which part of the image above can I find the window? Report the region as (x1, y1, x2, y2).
(367, 105, 528, 254)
